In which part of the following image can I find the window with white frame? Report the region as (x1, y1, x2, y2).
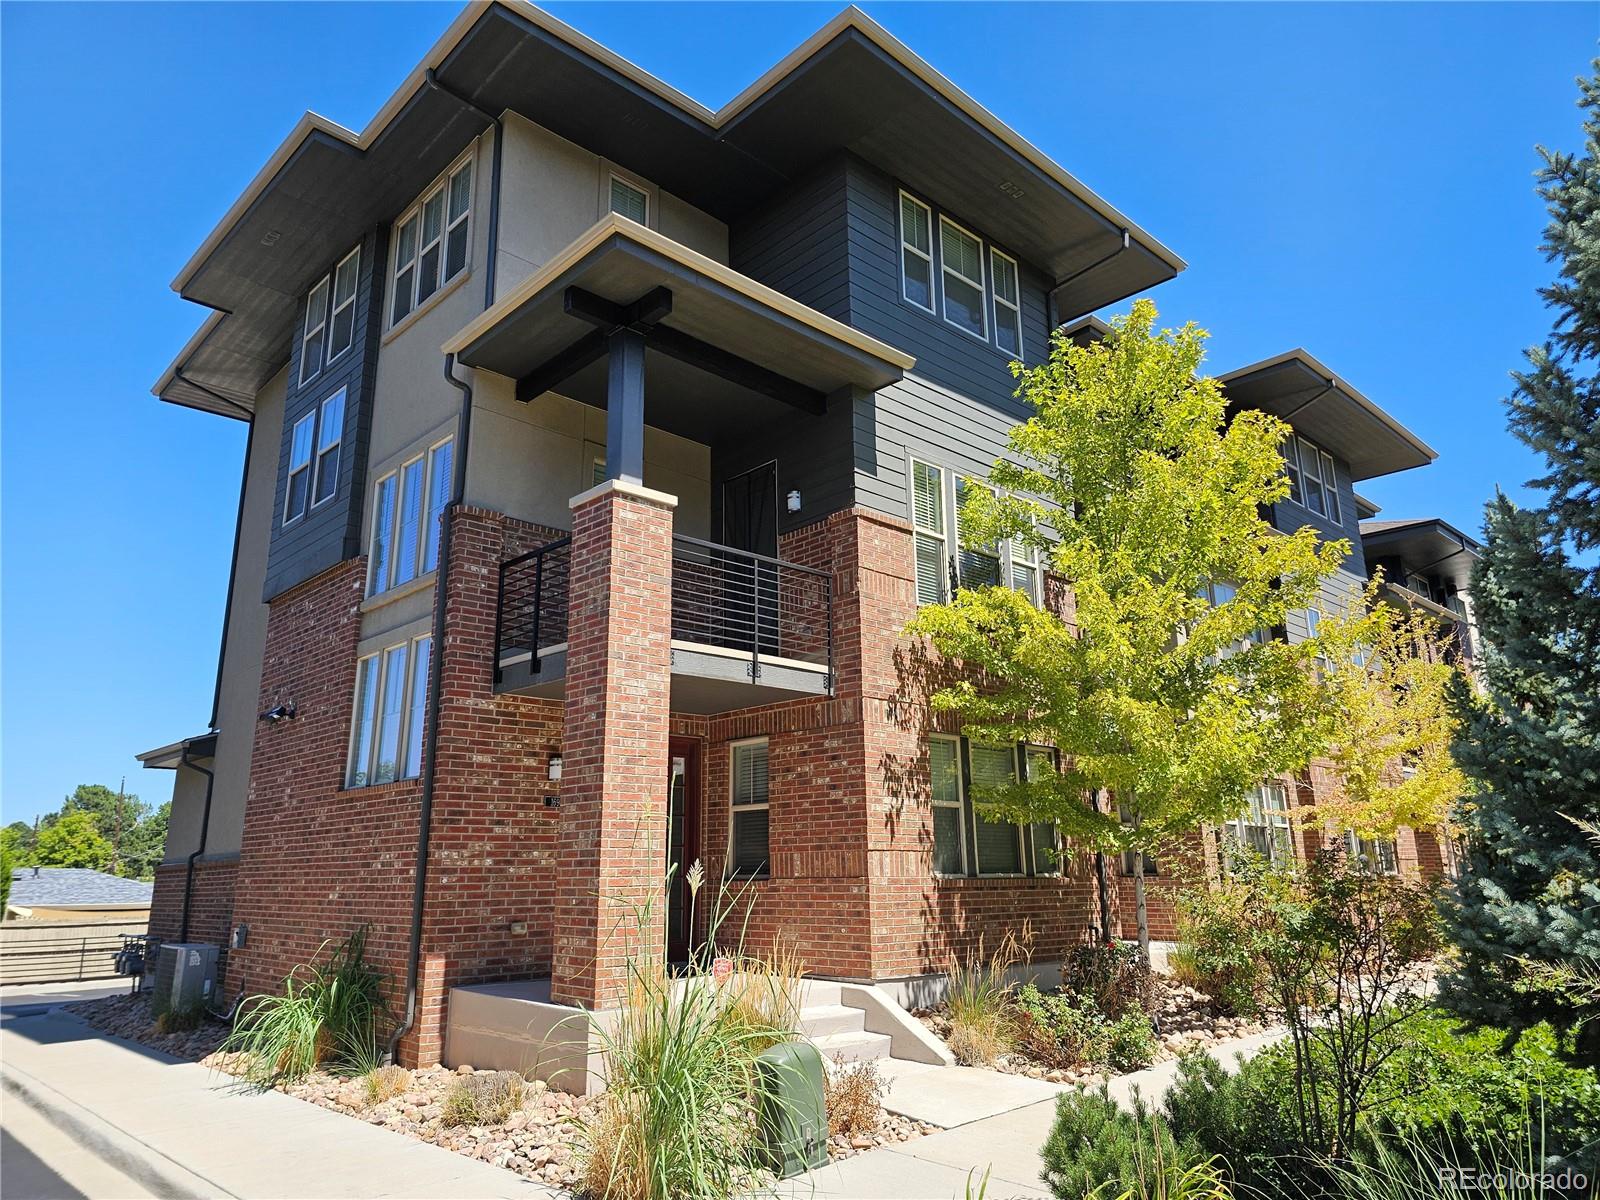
(990, 248, 1022, 358)
(940, 216, 987, 339)
(729, 739, 770, 876)
(312, 389, 345, 508)
(1223, 781, 1292, 863)
(390, 155, 473, 326)
(367, 437, 454, 596)
(1024, 745, 1059, 874)
(609, 175, 648, 224)
(955, 478, 1002, 589)
(284, 412, 315, 526)
(968, 742, 1023, 875)
(1200, 580, 1267, 652)
(1344, 830, 1398, 875)
(347, 633, 432, 787)
(300, 275, 330, 385)
(327, 246, 360, 363)
(913, 460, 1043, 607)
(912, 460, 949, 607)
(1284, 435, 1341, 524)
(930, 734, 966, 875)
(899, 191, 935, 311)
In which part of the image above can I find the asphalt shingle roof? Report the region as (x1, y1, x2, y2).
(7, 867, 153, 907)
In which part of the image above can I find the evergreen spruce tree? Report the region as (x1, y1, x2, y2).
(1440, 65, 1600, 1059)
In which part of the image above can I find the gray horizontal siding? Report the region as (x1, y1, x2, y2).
(1270, 449, 1367, 580)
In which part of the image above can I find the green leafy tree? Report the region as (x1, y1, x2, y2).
(119, 802, 170, 881)
(0, 839, 14, 917)
(30, 811, 113, 871)
(1441, 66, 1600, 1059)
(61, 784, 147, 873)
(907, 300, 1346, 957)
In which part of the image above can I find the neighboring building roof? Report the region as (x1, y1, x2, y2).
(1360, 517, 1481, 591)
(1218, 350, 1436, 482)
(1353, 491, 1381, 519)
(7, 868, 154, 909)
(154, 1, 1184, 419)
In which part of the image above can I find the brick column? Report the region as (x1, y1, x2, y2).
(550, 480, 676, 1008)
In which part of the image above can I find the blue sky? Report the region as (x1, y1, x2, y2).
(1, 2, 1592, 827)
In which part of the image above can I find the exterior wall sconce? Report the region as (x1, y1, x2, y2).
(259, 702, 296, 723)
(786, 489, 802, 514)
(547, 753, 563, 781)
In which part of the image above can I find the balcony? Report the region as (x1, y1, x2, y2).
(494, 534, 833, 713)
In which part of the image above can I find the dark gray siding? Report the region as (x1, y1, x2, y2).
(1268, 450, 1367, 580)
(263, 229, 387, 601)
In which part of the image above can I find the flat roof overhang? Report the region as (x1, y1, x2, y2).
(136, 732, 218, 770)
(1360, 518, 1481, 591)
(154, 2, 1180, 419)
(443, 217, 912, 441)
(1219, 350, 1436, 483)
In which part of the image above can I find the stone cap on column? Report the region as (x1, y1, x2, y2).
(569, 478, 678, 512)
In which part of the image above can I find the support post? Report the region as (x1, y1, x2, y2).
(605, 328, 646, 485)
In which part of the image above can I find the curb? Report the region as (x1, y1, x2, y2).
(1, 1061, 234, 1199)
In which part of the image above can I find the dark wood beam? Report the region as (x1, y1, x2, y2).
(514, 328, 608, 403)
(647, 325, 827, 415)
(563, 285, 673, 332)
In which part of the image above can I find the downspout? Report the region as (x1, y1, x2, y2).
(178, 741, 216, 943)
(386, 351, 476, 1064)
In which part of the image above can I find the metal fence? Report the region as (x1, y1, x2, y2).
(0, 919, 149, 985)
(494, 536, 572, 681)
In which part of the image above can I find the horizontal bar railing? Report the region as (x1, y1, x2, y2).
(494, 536, 572, 682)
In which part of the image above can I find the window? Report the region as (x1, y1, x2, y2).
(969, 743, 1023, 875)
(912, 460, 948, 606)
(1024, 746, 1059, 874)
(930, 735, 966, 875)
(955, 478, 1002, 589)
(1283, 435, 1304, 506)
(1286, 435, 1341, 523)
(1344, 830, 1398, 875)
(1118, 803, 1159, 876)
(1200, 580, 1266, 651)
(1223, 782, 1292, 864)
(609, 175, 648, 224)
(729, 740, 770, 876)
(899, 192, 934, 311)
(347, 634, 432, 787)
(940, 217, 986, 339)
(990, 248, 1022, 358)
(1320, 450, 1341, 524)
(367, 437, 454, 596)
(390, 155, 472, 326)
(284, 412, 315, 525)
(327, 247, 360, 363)
(312, 389, 344, 508)
(300, 276, 329, 385)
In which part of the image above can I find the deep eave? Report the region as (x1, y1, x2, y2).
(1360, 517, 1481, 591)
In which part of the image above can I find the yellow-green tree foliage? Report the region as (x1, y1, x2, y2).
(907, 301, 1346, 866)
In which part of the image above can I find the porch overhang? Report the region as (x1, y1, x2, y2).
(1360, 518, 1481, 591)
(136, 732, 218, 769)
(1219, 350, 1436, 482)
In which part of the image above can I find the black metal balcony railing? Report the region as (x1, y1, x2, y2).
(494, 533, 832, 687)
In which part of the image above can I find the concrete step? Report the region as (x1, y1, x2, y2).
(798, 1003, 865, 1039)
(808, 1028, 893, 1064)
(798, 980, 843, 1007)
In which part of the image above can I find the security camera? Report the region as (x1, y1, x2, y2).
(259, 702, 297, 723)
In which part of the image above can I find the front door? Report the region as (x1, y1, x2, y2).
(665, 738, 701, 965)
(721, 463, 780, 655)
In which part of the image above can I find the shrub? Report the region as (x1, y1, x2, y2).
(1062, 939, 1156, 1019)
(1171, 849, 1283, 1017)
(218, 926, 388, 1089)
(1041, 1085, 1192, 1199)
(1016, 984, 1107, 1068)
(154, 1001, 206, 1034)
(1164, 1047, 1313, 1194)
(1107, 1010, 1157, 1073)
(824, 1057, 884, 1138)
(443, 1070, 526, 1127)
(361, 1064, 410, 1107)
(1089, 1158, 1233, 1200)
(945, 934, 1023, 1066)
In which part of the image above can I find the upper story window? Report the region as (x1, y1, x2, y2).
(913, 460, 1042, 607)
(312, 390, 345, 508)
(285, 412, 315, 525)
(1200, 580, 1268, 652)
(939, 217, 987, 340)
(299, 245, 361, 385)
(390, 154, 473, 328)
(327, 247, 360, 362)
(899, 192, 935, 312)
(300, 276, 329, 385)
(347, 633, 432, 788)
(990, 248, 1022, 357)
(283, 389, 347, 528)
(368, 437, 454, 596)
(609, 175, 649, 224)
(1284, 434, 1342, 524)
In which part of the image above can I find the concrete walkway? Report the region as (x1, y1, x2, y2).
(1, 1012, 559, 1199)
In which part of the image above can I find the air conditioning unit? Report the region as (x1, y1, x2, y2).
(152, 942, 219, 1015)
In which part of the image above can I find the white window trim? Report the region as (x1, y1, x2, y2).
(367, 436, 454, 597)
(608, 172, 650, 225)
(1223, 781, 1292, 864)
(968, 741, 1026, 878)
(310, 389, 345, 512)
(325, 246, 361, 366)
(1022, 745, 1060, 875)
(939, 214, 989, 342)
(345, 633, 431, 789)
(911, 458, 949, 607)
(929, 733, 968, 877)
(989, 246, 1023, 360)
(727, 736, 771, 877)
(283, 411, 316, 528)
(1283, 435, 1304, 506)
(386, 149, 475, 333)
(299, 275, 329, 385)
(1319, 449, 1342, 524)
(898, 190, 936, 313)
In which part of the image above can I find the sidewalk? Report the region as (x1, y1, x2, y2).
(1, 1011, 559, 1199)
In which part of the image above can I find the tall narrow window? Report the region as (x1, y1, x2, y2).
(1298, 436, 1327, 516)
(940, 217, 986, 339)
(899, 192, 934, 311)
(729, 740, 770, 875)
(1224, 782, 1291, 863)
(990, 248, 1022, 357)
(312, 389, 344, 507)
(393, 458, 425, 589)
(300, 276, 329, 385)
(391, 214, 419, 325)
(1320, 450, 1341, 524)
(369, 473, 397, 595)
(403, 636, 432, 779)
(284, 412, 314, 525)
(1283, 435, 1304, 506)
(445, 167, 472, 280)
(955, 478, 1001, 589)
(912, 460, 947, 606)
(327, 247, 360, 363)
(348, 655, 380, 788)
(609, 175, 648, 224)
(423, 440, 453, 574)
(373, 643, 410, 785)
(1024, 746, 1059, 874)
(929, 735, 965, 875)
(389, 155, 472, 327)
(968, 743, 1022, 875)
(417, 188, 446, 306)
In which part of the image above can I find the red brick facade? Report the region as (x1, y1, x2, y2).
(150, 857, 240, 975)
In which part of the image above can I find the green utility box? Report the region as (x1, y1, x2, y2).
(754, 1040, 829, 1178)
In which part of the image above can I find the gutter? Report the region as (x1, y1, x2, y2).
(178, 741, 216, 943)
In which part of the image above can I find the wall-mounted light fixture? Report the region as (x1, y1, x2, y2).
(259, 702, 296, 724)
(786, 489, 802, 514)
(547, 753, 563, 781)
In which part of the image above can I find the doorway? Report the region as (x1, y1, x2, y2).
(665, 737, 701, 965)
(720, 462, 780, 655)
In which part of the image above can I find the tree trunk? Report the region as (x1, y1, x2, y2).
(1091, 789, 1112, 943)
(1133, 852, 1151, 964)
